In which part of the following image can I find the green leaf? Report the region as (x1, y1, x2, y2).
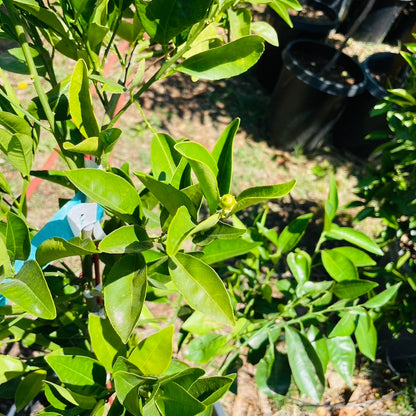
(251, 21, 279, 46)
(43, 380, 78, 409)
(166, 206, 195, 256)
(104, 254, 147, 343)
(324, 174, 338, 230)
(307, 326, 329, 373)
(275, 213, 312, 257)
(211, 118, 240, 195)
(181, 311, 223, 335)
(363, 283, 402, 309)
(185, 333, 229, 363)
(192, 220, 245, 246)
(333, 280, 378, 299)
(178, 36, 265, 81)
(228, 7, 251, 39)
(0, 110, 32, 135)
(14, 0, 68, 36)
(66, 169, 143, 223)
(321, 249, 358, 282)
(200, 238, 260, 264)
(156, 381, 206, 416)
(255, 343, 291, 398)
(69, 60, 100, 138)
(45, 348, 107, 396)
(15, 370, 47, 412)
(63, 137, 102, 157)
(174, 142, 220, 214)
(355, 313, 377, 361)
(3, 134, 33, 178)
(88, 315, 126, 372)
(135, 171, 197, 219)
(232, 180, 296, 214)
(0, 355, 24, 384)
(287, 250, 311, 285)
(151, 133, 181, 183)
(98, 225, 152, 254)
(0, 261, 56, 319)
(36, 237, 99, 267)
(329, 247, 376, 267)
(327, 336, 355, 388)
(135, 0, 213, 45)
(6, 212, 30, 261)
(329, 313, 357, 338)
(30, 170, 76, 190)
(0, 170, 11, 194)
(326, 225, 384, 256)
(188, 375, 235, 405)
(0, 237, 12, 281)
(113, 365, 146, 414)
(169, 252, 235, 326)
(285, 326, 324, 403)
(129, 326, 174, 375)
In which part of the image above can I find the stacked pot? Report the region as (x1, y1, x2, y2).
(263, 0, 411, 154)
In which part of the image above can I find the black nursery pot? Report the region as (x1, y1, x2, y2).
(267, 39, 366, 151)
(256, 1, 339, 92)
(332, 52, 400, 157)
(352, 0, 410, 44)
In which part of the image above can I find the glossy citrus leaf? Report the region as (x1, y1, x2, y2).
(135, 0, 212, 45)
(156, 381, 206, 416)
(45, 348, 107, 396)
(188, 375, 235, 405)
(6, 211, 30, 261)
(287, 250, 311, 285)
(135, 171, 197, 219)
(321, 249, 358, 282)
(69, 60, 100, 138)
(326, 224, 383, 256)
(333, 280, 378, 299)
(329, 246, 376, 267)
(169, 252, 235, 326)
(129, 326, 174, 375)
(211, 118, 240, 195)
(185, 333, 230, 363)
(166, 206, 195, 256)
(0, 260, 56, 319)
(363, 282, 402, 308)
(104, 254, 147, 343)
(174, 141, 220, 214)
(36, 236, 99, 267)
(285, 326, 324, 403)
(66, 169, 143, 223)
(15, 370, 47, 412)
(327, 336, 355, 388)
(0, 355, 25, 384)
(98, 225, 152, 254)
(88, 314, 126, 372)
(151, 133, 181, 183)
(200, 238, 260, 264)
(232, 180, 296, 214)
(275, 213, 312, 257)
(251, 21, 279, 46)
(178, 36, 265, 81)
(355, 313, 377, 361)
(329, 312, 357, 338)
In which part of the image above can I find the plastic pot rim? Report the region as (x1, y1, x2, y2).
(363, 52, 398, 100)
(282, 39, 366, 97)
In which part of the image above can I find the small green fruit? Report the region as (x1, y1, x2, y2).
(220, 194, 237, 211)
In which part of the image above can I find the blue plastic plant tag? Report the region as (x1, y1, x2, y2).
(0, 193, 104, 306)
